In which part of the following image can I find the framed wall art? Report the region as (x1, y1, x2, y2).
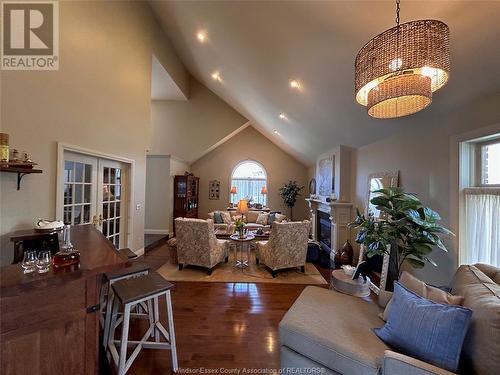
(209, 180, 220, 200)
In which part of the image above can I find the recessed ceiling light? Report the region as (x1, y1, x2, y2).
(279, 112, 287, 120)
(273, 130, 281, 135)
(289, 79, 301, 89)
(211, 71, 221, 82)
(196, 31, 207, 43)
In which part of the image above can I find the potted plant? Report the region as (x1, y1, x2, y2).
(279, 181, 304, 220)
(349, 187, 453, 281)
(234, 218, 245, 238)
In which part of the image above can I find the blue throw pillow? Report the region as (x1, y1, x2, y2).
(213, 211, 223, 224)
(268, 213, 276, 226)
(374, 282, 472, 372)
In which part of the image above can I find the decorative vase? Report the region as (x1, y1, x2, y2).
(340, 240, 354, 266)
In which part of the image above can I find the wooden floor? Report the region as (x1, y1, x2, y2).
(110, 244, 331, 374)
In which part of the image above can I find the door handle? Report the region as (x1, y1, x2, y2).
(92, 214, 103, 226)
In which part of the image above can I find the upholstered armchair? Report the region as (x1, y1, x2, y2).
(255, 220, 311, 277)
(174, 218, 230, 275)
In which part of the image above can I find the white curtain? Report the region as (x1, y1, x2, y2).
(464, 191, 500, 266)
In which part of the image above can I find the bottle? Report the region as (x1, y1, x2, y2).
(0, 133, 9, 166)
(53, 225, 80, 268)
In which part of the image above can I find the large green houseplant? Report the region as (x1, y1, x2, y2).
(349, 187, 453, 278)
(279, 181, 304, 220)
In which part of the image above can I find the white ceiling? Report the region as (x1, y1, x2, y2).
(151, 54, 187, 100)
(150, 1, 500, 165)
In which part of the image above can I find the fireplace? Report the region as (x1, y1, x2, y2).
(317, 211, 331, 252)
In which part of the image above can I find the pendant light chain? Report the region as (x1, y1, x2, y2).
(396, 0, 401, 27)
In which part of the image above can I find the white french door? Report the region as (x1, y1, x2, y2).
(59, 151, 129, 249)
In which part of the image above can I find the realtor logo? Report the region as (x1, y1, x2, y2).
(1, 1, 59, 70)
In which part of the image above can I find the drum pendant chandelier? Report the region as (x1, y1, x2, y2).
(355, 0, 450, 119)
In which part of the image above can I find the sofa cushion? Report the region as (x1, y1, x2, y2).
(474, 263, 500, 285)
(256, 213, 269, 225)
(220, 211, 232, 225)
(275, 213, 287, 223)
(279, 286, 387, 375)
(380, 271, 464, 321)
(213, 211, 224, 224)
(451, 264, 500, 375)
(374, 282, 472, 373)
(246, 211, 260, 223)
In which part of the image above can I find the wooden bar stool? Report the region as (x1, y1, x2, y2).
(101, 262, 150, 347)
(107, 272, 178, 374)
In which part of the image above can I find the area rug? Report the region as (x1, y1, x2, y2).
(157, 250, 328, 285)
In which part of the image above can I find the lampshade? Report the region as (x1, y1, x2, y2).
(260, 186, 267, 195)
(237, 199, 249, 214)
(230, 186, 237, 194)
(355, 18, 450, 118)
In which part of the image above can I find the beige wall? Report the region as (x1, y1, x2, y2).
(150, 77, 248, 162)
(0, 1, 186, 254)
(352, 92, 500, 286)
(191, 126, 309, 220)
(145, 156, 170, 233)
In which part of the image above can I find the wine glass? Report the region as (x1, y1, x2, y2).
(21, 251, 37, 274)
(36, 251, 52, 274)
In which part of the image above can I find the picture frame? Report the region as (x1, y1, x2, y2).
(209, 180, 220, 200)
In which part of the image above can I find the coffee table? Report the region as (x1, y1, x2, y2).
(215, 229, 269, 241)
(229, 233, 255, 268)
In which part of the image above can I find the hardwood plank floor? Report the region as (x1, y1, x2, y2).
(109, 244, 331, 374)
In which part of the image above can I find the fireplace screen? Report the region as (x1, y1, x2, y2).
(317, 211, 331, 251)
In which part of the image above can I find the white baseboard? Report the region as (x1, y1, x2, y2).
(134, 247, 145, 257)
(144, 229, 169, 235)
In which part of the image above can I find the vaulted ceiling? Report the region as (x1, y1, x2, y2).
(150, 1, 500, 165)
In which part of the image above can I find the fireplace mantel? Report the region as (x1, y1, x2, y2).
(306, 198, 352, 257)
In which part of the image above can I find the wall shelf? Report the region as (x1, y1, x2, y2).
(0, 166, 43, 190)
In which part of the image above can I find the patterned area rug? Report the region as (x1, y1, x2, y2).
(157, 250, 328, 285)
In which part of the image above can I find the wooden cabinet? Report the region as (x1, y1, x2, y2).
(173, 175, 199, 233)
(0, 225, 127, 375)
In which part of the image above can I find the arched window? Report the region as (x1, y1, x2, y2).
(230, 161, 267, 206)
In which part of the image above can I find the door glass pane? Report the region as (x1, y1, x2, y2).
(114, 235, 120, 248)
(83, 205, 90, 223)
(75, 184, 83, 204)
(84, 185, 91, 203)
(103, 185, 110, 201)
(103, 221, 108, 237)
(103, 168, 109, 184)
(75, 163, 84, 183)
(103, 203, 109, 220)
(115, 185, 121, 200)
(115, 202, 120, 217)
(84, 164, 92, 183)
(116, 169, 121, 184)
(109, 185, 115, 201)
(74, 205, 82, 225)
(110, 168, 116, 184)
(63, 206, 72, 225)
(116, 218, 120, 234)
(109, 219, 115, 236)
(64, 161, 73, 182)
(109, 203, 115, 219)
(64, 184, 73, 205)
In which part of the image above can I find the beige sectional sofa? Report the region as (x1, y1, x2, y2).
(208, 210, 285, 231)
(279, 263, 500, 375)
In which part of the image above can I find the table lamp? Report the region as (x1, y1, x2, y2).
(230, 186, 237, 207)
(260, 186, 267, 207)
(237, 199, 249, 223)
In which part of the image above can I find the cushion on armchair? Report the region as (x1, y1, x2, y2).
(213, 211, 224, 224)
(256, 213, 269, 225)
(374, 282, 472, 373)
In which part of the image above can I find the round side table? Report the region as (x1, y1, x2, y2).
(229, 233, 255, 269)
(330, 269, 371, 297)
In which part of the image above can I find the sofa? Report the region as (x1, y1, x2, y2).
(255, 220, 311, 277)
(174, 217, 229, 275)
(207, 210, 286, 231)
(279, 263, 500, 375)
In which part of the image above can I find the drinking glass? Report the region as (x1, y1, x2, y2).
(36, 251, 52, 274)
(21, 251, 37, 274)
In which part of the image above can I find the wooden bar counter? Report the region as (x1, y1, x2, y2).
(0, 225, 129, 375)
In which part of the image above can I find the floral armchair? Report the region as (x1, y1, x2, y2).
(255, 220, 311, 277)
(174, 218, 229, 275)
